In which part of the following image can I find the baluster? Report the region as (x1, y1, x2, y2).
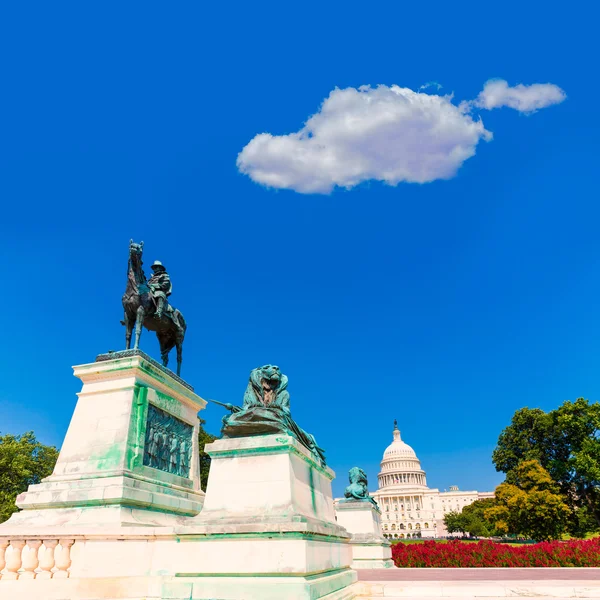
(38, 540, 58, 579)
(20, 540, 42, 579)
(3, 540, 25, 580)
(54, 539, 74, 579)
(0, 538, 8, 579)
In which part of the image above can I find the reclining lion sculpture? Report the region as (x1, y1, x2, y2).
(220, 365, 326, 466)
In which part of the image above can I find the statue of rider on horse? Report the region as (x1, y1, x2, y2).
(122, 241, 187, 376)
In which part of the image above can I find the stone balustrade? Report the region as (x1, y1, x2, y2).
(0, 538, 74, 580)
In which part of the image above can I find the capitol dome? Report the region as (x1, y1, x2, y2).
(383, 430, 418, 460)
(378, 421, 427, 489)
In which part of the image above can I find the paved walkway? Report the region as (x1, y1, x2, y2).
(357, 568, 600, 581)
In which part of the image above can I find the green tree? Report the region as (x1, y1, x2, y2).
(443, 499, 499, 537)
(443, 510, 465, 535)
(0, 432, 59, 523)
(459, 499, 499, 537)
(492, 398, 600, 533)
(486, 460, 571, 541)
(198, 418, 218, 491)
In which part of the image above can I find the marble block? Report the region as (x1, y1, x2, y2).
(196, 434, 338, 525)
(335, 500, 393, 569)
(2, 351, 207, 529)
(175, 434, 358, 599)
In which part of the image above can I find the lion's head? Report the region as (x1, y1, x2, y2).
(348, 466, 368, 486)
(255, 365, 282, 389)
(246, 365, 289, 407)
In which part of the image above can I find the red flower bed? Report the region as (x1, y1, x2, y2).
(391, 538, 600, 568)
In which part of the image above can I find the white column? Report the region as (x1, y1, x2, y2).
(20, 540, 42, 579)
(54, 540, 74, 579)
(4, 540, 25, 580)
(38, 540, 58, 579)
(0, 538, 8, 579)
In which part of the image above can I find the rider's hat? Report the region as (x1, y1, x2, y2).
(151, 260, 166, 271)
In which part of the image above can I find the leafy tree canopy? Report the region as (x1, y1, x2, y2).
(492, 398, 600, 533)
(443, 499, 499, 538)
(0, 431, 59, 523)
(443, 510, 465, 534)
(198, 418, 218, 491)
(459, 498, 500, 537)
(486, 460, 571, 541)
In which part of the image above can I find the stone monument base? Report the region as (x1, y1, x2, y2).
(1, 352, 206, 530)
(172, 434, 358, 599)
(3, 475, 200, 528)
(335, 500, 393, 569)
(0, 434, 358, 599)
(0, 356, 359, 598)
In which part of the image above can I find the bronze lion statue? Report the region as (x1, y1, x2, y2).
(220, 365, 326, 465)
(343, 466, 378, 505)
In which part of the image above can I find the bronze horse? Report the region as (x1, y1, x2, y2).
(122, 240, 187, 376)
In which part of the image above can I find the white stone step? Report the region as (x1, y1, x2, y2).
(355, 580, 600, 599)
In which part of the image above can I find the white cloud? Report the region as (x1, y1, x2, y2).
(419, 81, 443, 91)
(237, 85, 492, 194)
(474, 79, 566, 114)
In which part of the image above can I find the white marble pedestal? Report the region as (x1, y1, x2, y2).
(335, 500, 393, 569)
(2, 350, 206, 529)
(0, 356, 357, 599)
(173, 434, 358, 599)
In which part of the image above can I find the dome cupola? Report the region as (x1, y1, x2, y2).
(383, 420, 418, 460)
(377, 420, 427, 489)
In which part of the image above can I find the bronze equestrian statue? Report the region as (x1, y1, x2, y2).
(122, 240, 187, 376)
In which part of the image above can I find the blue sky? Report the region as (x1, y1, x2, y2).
(1, 1, 598, 497)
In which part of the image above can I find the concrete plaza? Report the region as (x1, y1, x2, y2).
(355, 568, 600, 599)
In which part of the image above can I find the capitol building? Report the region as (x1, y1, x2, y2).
(370, 421, 493, 539)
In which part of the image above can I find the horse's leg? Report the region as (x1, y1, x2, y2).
(160, 339, 169, 368)
(176, 339, 183, 377)
(134, 307, 145, 349)
(124, 312, 132, 350)
(156, 331, 171, 369)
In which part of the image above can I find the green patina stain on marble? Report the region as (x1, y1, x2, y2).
(176, 531, 349, 543)
(153, 389, 182, 417)
(88, 359, 201, 407)
(127, 385, 149, 471)
(174, 566, 351, 578)
(164, 568, 356, 600)
(308, 466, 318, 515)
(94, 442, 124, 470)
(87, 384, 147, 472)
